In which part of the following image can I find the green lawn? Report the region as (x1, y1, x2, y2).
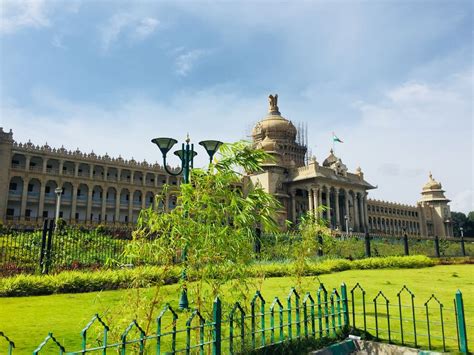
(1, 264, 472, 353)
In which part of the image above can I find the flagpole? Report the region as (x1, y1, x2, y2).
(332, 132, 335, 154)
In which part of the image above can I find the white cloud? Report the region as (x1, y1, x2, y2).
(99, 13, 159, 52)
(175, 49, 209, 77)
(0, 70, 472, 213)
(133, 17, 159, 40)
(314, 69, 473, 212)
(0, 0, 50, 34)
(0, 88, 261, 168)
(51, 33, 66, 49)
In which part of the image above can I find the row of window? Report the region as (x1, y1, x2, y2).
(11, 158, 176, 184)
(368, 204, 418, 218)
(9, 182, 161, 198)
(7, 209, 144, 222)
(369, 217, 420, 230)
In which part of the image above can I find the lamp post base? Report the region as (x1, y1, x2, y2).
(179, 289, 189, 310)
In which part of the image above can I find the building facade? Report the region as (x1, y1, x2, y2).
(0, 95, 454, 236)
(248, 95, 453, 237)
(0, 128, 181, 225)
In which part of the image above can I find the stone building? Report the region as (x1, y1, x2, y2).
(248, 95, 453, 237)
(0, 94, 453, 236)
(0, 128, 181, 225)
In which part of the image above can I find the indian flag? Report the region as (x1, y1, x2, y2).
(332, 132, 343, 143)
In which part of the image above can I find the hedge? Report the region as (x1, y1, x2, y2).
(0, 255, 436, 297)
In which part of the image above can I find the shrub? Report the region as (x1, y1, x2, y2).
(0, 256, 436, 297)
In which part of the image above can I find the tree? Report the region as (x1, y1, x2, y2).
(125, 141, 281, 319)
(468, 211, 474, 223)
(451, 211, 474, 237)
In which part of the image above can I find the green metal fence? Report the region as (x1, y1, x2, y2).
(0, 220, 131, 275)
(2, 222, 473, 276)
(0, 282, 470, 354)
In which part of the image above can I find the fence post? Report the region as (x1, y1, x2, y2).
(341, 283, 349, 328)
(403, 233, 409, 256)
(455, 290, 468, 353)
(365, 232, 371, 258)
(434, 236, 440, 257)
(44, 219, 55, 274)
(460, 236, 466, 257)
(39, 219, 48, 272)
(317, 234, 323, 257)
(212, 297, 222, 355)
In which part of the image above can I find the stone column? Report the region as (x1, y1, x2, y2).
(335, 188, 341, 229)
(38, 181, 46, 220)
(363, 193, 369, 232)
(86, 187, 93, 222)
(128, 191, 133, 222)
(327, 188, 332, 227)
(153, 192, 158, 211)
(25, 155, 31, 171)
(104, 167, 108, 182)
(318, 187, 323, 216)
(101, 188, 107, 222)
(154, 174, 158, 188)
(354, 193, 360, 232)
(131, 171, 135, 185)
(42, 159, 48, 174)
(74, 163, 79, 178)
(313, 187, 319, 218)
(89, 166, 94, 179)
(71, 184, 78, 222)
(115, 191, 120, 223)
(344, 190, 349, 231)
(59, 160, 64, 175)
(165, 192, 170, 212)
(141, 190, 146, 209)
(308, 188, 314, 215)
(290, 190, 297, 223)
(20, 179, 28, 220)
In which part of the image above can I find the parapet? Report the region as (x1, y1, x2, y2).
(0, 127, 14, 143)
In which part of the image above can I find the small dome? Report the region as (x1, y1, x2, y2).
(322, 149, 337, 167)
(259, 135, 277, 151)
(423, 172, 442, 191)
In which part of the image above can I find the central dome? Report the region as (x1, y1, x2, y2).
(252, 94, 306, 168)
(252, 94, 297, 143)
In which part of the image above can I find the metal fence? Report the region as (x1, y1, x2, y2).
(1, 223, 473, 276)
(0, 220, 131, 275)
(258, 231, 473, 261)
(0, 282, 470, 354)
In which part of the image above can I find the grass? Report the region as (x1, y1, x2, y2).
(0, 255, 436, 297)
(0, 264, 472, 353)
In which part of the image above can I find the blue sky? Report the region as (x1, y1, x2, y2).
(0, 0, 472, 212)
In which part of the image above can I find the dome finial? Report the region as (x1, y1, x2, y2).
(268, 94, 280, 114)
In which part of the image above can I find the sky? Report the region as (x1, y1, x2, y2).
(0, 0, 472, 213)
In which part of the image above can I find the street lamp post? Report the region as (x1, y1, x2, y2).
(152, 135, 222, 310)
(54, 187, 63, 229)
